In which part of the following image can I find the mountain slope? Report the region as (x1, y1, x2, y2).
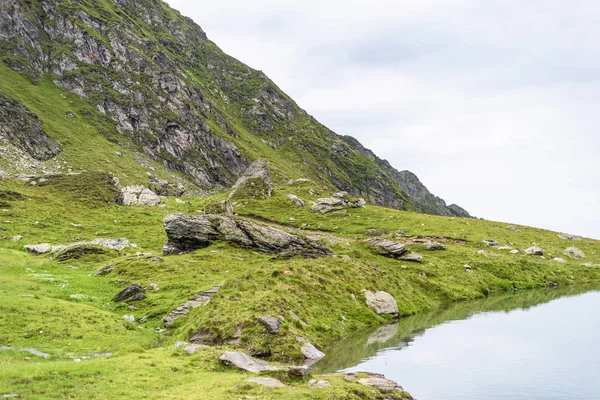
(0, 0, 469, 217)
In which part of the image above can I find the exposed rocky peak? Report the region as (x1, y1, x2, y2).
(0, 0, 471, 218)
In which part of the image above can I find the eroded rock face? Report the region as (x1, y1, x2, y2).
(162, 213, 333, 257)
(0, 94, 61, 161)
(364, 290, 398, 315)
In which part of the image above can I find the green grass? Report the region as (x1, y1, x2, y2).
(1, 173, 599, 398)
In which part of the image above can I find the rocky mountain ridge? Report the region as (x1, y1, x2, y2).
(0, 0, 470, 217)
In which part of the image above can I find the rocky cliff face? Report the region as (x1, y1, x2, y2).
(0, 0, 470, 217)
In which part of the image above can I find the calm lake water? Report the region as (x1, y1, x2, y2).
(316, 286, 600, 400)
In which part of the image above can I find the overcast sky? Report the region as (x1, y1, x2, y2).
(168, 0, 600, 239)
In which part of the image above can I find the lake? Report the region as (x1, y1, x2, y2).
(316, 286, 600, 400)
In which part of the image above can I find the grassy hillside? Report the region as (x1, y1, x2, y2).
(1, 173, 599, 398)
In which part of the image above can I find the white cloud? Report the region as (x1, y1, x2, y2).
(168, 0, 600, 238)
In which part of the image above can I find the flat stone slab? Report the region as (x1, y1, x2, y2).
(163, 285, 220, 326)
(246, 377, 285, 388)
(220, 351, 281, 373)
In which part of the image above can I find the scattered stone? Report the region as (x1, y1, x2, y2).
(122, 315, 135, 322)
(219, 351, 281, 373)
(162, 213, 333, 258)
(0, 171, 5, 180)
(356, 372, 405, 391)
(364, 290, 398, 315)
(174, 341, 188, 349)
(552, 257, 567, 263)
(399, 253, 423, 263)
(257, 316, 280, 334)
(483, 239, 499, 247)
(300, 343, 325, 365)
(112, 283, 145, 302)
(368, 239, 407, 258)
(94, 263, 115, 276)
(117, 186, 160, 206)
(229, 161, 272, 200)
(25, 243, 52, 254)
(246, 377, 286, 388)
(287, 193, 305, 207)
(163, 285, 220, 326)
(149, 283, 160, 291)
(425, 242, 446, 250)
(506, 225, 520, 232)
(309, 379, 330, 388)
(510, 249, 519, 254)
(558, 233, 582, 241)
(464, 264, 473, 273)
(563, 246, 586, 260)
(11, 235, 23, 241)
(525, 245, 544, 256)
(288, 365, 311, 378)
(184, 344, 205, 355)
(497, 246, 512, 250)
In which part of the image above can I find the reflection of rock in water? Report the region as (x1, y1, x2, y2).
(367, 324, 399, 345)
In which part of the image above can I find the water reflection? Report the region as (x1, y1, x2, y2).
(315, 285, 600, 374)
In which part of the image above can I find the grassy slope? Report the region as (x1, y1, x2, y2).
(1, 174, 599, 398)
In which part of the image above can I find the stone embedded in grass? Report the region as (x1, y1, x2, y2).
(563, 246, 586, 260)
(162, 213, 333, 257)
(95, 263, 116, 276)
(12, 235, 23, 241)
(257, 316, 280, 334)
(25, 243, 52, 254)
(552, 257, 567, 263)
(510, 249, 519, 254)
(219, 351, 282, 373)
(117, 186, 161, 206)
(356, 372, 405, 392)
(112, 283, 145, 302)
(558, 233, 582, 241)
(364, 290, 398, 315)
(287, 193, 305, 207)
(122, 315, 135, 322)
(184, 344, 205, 355)
(163, 285, 220, 326)
(506, 225, 520, 232)
(483, 239, 499, 247)
(300, 343, 325, 365)
(426, 242, 446, 250)
(309, 379, 331, 388)
(246, 377, 286, 388)
(288, 365, 311, 378)
(399, 253, 423, 263)
(525, 245, 544, 256)
(309, 191, 366, 214)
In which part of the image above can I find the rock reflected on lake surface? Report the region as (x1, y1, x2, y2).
(366, 324, 399, 345)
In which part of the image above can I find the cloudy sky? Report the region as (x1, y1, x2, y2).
(168, 0, 600, 239)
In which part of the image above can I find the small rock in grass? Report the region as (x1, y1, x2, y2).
(563, 246, 586, 260)
(309, 379, 330, 388)
(300, 343, 325, 365)
(112, 283, 145, 302)
(246, 377, 285, 388)
(257, 316, 280, 334)
(525, 245, 543, 256)
(288, 365, 311, 378)
(426, 242, 446, 250)
(12, 235, 23, 241)
(122, 315, 135, 322)
(483, 239, 499, 247)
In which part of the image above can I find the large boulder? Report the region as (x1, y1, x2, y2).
(162, 213, 333, 258)
(229, 161, 272, 200)
(364, 290, 398, 315)
(117, 186, 160, 206)
(563, 246, 586, 260)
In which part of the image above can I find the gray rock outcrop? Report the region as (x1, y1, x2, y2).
(558, 233, 582, 241)
(25, 243, 52, 254)
(118, 186, 161, 206)
(368, 239, 407, 258)
(309, 192, 366, 214)
(162, 213, 333, 257)
(426, 242, 446, 250)
(483, 239, 499, 247)
(112, 283, 145, 302)
(228, 161, 272, 199)
(356, 373, 405, 392)
(300, 343, 325, 365)
(148, 175, 184, 197)
(563, 246, 586, 260)
(364, 290, 398, 315)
